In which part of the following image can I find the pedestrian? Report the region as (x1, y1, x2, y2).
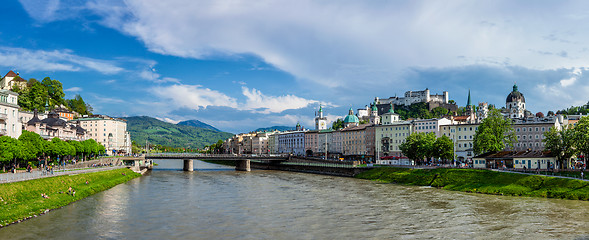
(581, 171, 584, 179)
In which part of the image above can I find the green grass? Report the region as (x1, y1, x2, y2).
(356, 167, 589, 200)
(0, 168, 141, 226)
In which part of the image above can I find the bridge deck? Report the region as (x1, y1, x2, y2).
(145, 154, 289, 161)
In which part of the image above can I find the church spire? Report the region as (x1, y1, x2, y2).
(467, 89, 472, 107)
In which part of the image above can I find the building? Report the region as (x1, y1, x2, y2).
(375, 121, 412, 158)
(477, 102, 489, 120)
(316, 129, 333, 158)
(0, 71, 27, 90)
(440, 123, 479, 162)
(54, 106, 75, 121)
(315, 105, 328, 130)
(341, 124, 370, 157)
(77, 115, 131, 155)
(473, 151, 556, 169)
(509, 117, 564, 151)
(304, 130, 319, 156)
(412, 118, 452, 137)
(276, 131, 305, 156)
(343, 108, 360, 128)
(251, 132, 269, 155)
(25, 110, 86, 141)
(375, 88, 449, 107)
(506, 84, 526, 119)
(0, 89, 21, 138)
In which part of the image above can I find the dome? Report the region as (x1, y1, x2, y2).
(371, 104, 378, 112)
(506, 84, 525, 103)
(343, 108, 359, 123)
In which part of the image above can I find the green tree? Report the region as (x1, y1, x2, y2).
(18, 131, 45, 159)
(0, 136, 20, 167)
(42, 77, 66, 107)
(400, 132, 436, 165)
(574, 116, 589, 163)
(66, 94, 92, 115)
(473, 109, 517, 155)
(431, 107, 449, 117)
(433, 135, 454, 163)
(332, 118, 344, 130)
(543, 126, 576, 169)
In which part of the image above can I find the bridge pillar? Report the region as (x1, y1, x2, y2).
(235, 160, 250, 172)
(183, 159, 193, 172)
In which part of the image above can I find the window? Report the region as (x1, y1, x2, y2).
(523, 128, 526, 132)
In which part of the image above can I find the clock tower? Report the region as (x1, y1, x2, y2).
(315, 105, 328, 130)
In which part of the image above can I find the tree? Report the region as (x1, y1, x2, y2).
(400, 132, 436, 165)
(332, 118, 344, 130)
(536, 112, 544, 118)
(473, 109, 517, 155)
(42, 77, 66, 107)
(543, 126, 576, 169)
(433, 135, 454, 163)
(547, 111, 555, 116)
(66, 94, 92, 115)
(0, 136, 20, 167)
(18, 131, 45, 159)
(448, 100, 456, 104)
(431, 107, 449, 117)
(574, 116, 589, 164)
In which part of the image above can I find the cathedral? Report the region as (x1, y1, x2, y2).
(506, 84, 526, 119)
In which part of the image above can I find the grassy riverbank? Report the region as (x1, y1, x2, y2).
(356, 167, 589, 200)
(0, 168, 141, 226)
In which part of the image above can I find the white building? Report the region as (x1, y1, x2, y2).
(77, 115, 131, 155)
(412, 118, 452, 137)
(375, 88, 449, 107)
(276, 131, 305, 156)
(0, 71, 27, 90)
(0, 89, 21, 138)
(440, 123, 479, 162)
(315, 105, 328, 130)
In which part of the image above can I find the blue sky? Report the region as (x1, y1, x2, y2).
(2, 0, 589, 133)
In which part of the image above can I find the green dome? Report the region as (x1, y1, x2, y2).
(343, 108, 359, 123)
(371, 104, 378, 112)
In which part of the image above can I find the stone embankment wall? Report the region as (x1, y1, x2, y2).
(250, 161, 372, 177)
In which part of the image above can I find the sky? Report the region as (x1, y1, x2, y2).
(2, 0, 589, 133)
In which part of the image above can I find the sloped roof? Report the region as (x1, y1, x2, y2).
(3, 70, 17, 78)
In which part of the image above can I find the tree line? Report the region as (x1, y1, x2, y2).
(11, 76, 92, 115)
(0, 131, 105, 169)
(399, 133, 454, 165)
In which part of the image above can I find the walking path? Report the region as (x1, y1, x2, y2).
(0, 166, 126, 184)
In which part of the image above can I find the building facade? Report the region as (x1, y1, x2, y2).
(0, 89, 21, 138)
(77, 115, 131, 155)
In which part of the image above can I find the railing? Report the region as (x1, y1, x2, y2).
(0, 113, 7, 120)
(146, 153, 290, 158)
(0, 166, 124, 184)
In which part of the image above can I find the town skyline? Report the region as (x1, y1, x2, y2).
(2, 1, 589, 133)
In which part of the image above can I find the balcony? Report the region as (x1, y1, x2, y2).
(0, 113, 6, 121)
(0, 128, 6, 136)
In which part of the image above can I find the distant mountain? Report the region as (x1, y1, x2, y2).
(177, 119, 221, 132)
(254, 126, 294, 132)
(123, 116, 233, 149)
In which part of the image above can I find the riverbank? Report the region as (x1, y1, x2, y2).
(0, 168, 141, 227)
(356, 167, 589, 200)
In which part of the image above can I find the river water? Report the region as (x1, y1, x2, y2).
(1, 160, 589, 239)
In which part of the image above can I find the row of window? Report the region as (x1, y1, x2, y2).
(516, 127, 546, 132)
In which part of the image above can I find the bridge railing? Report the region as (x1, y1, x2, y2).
(145, 153, 290, 158)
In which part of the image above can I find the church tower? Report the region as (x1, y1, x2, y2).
(369, 102, 380, 125)
(315, 105, 328, 130)
(506, 84, 526, 119)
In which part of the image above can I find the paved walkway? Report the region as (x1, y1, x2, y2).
(0, 166, 126, 184)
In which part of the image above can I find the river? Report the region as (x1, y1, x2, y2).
(1, 160, 589, 239)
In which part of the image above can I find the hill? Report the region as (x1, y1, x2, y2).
(123, 116, 233, 149)
(177, 119, 221, 132)
(254, 126, 294, 132)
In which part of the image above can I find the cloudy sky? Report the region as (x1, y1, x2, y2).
(3, 0, 589, 133)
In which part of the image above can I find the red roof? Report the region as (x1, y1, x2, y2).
(4, 70, 17, 78)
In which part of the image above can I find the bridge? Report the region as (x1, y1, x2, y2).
(145, 153, 289, 171)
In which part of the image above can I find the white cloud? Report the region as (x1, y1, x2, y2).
(560, 67, 582, 87)
(156, 117, 181, 124)
(34, 0, 589, 90)
(151, 84, 238, 110)
(241, 86, 317, 114)
(0, 47, 123, 74)
(64, 87, 82, 92)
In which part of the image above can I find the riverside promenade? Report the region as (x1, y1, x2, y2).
(0, 157, 130, 184)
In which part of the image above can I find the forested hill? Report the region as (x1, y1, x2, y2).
(177, 119, 220, 132)
(123, 116, 233, 149)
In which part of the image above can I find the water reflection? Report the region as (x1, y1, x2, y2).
(1, 161, 589, 239)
